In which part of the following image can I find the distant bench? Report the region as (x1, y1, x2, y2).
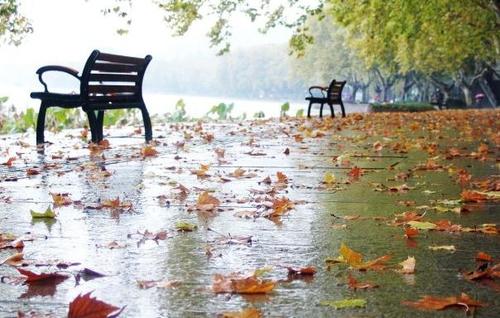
(30, 50, 153, 144)
(305, 79, 346, 118)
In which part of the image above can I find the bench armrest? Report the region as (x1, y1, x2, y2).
(35, 65, 80, 92)
(308, 86, 327, 97)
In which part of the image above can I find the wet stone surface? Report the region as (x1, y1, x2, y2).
(0, 110, 499, 317)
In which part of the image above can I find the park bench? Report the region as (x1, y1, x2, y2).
(305, 79, 346, 118)
(30, 50, 153, 144)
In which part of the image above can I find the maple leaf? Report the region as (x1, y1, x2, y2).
(348, 166, 364, 179)
(214, 148, 225, 159)
(265, 196, 294, 218)
(196, 191, 220, 211)
(141, 145, 158, 157)
(327, 243, 391, 271)
(17, 268, 68, 283)
(68, 292, 123, 318)
(323, 172, 336, 185)
(462, 262, 500, 281)
(347, 274, 378, 290)
(218, 308, 262, 318)
(191, 164, 210, 178)
(402, 293, 484, 312)
(212, 273, 275, 294)
(392, 211, 424, 226)
(101, 197, 132, 210)
(51, 193, 72, 206)
(276, 171, 288, 184)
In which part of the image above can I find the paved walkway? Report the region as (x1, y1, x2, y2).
(0, 110, 499, 317)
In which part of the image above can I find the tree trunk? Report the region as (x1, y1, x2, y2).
(351, 86, 359, 103)
(478, 76, 498, 107)
(460, 85, 473, 107)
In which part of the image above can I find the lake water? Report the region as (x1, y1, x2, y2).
(2, 86, 367, 118)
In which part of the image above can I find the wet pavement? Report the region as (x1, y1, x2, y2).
(0, 109, 499, 317)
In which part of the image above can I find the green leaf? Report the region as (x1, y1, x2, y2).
(407, 221, 436, 230)
(175, 221, 197, 232)
(30, 206, 56, 219)
(320, 298, 366, 309)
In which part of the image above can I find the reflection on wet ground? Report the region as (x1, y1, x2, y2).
(0, 110, 499, 317)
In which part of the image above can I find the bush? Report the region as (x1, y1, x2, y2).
(369, 102, 436, 112)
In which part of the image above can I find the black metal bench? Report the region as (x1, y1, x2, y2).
(305, 79, 346, 118)
(30, 50, 153, 144)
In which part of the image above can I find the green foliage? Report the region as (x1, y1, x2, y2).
(0, 0, 32, 45)
(295, 109, 304, 117)
(206, 102, 234, 120)
(163, 99, 189, 122)
(280, 102, 290, 117)
(102, 109, 136, 127)
(370, 102, 436, 112)
(253, 111, 265, 118)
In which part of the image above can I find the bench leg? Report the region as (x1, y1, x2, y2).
(329, 104, 335, 118)
(85, 110, 99, 143)
(319, 103, 324, 118)
(340, 101, 346, 118)
(96, 110, 104, 142)
(140, 104, 153, 142)
(36, 102, 48, 145)
(307, 101, 313, 118)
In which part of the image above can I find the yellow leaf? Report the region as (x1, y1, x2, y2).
(323, 172, 336, 184)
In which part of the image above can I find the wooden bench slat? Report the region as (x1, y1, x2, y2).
(97, 53, 145, 65)
(88, 85, 137, 94)
(92, 62, 140, 73)
(89, 73, 138, 83)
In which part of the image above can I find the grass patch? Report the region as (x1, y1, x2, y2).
(369, 102, 436, 112)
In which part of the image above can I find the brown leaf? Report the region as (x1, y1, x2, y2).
(287, 266, 317, 276)
(347, 274, 378, 290)
(212, 273, 275, 294)
(68, 292, 122, 318)
(476, 252, 493, 262)
(51, 193, 72, 206)
(218, 308, 262, 318)
(1, 252, 24, 266)
(402, 293, 484, 312)
(141, 145, 158, 157)
(461, 190, 488, 203)
(196, 191, 220, 211)
(404, 227, 419, 239)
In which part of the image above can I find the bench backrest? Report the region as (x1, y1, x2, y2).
(327, 80, 346, 102)
(80, 50, 152, 104)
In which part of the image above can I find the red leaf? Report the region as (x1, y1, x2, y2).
(68, 292, 123, 318)
(17, 268, 68, 283)
(476, 252, 493, 262)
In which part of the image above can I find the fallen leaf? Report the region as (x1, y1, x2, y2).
(196, 191, 220, 211)
(18, 268, 68, 283)
(323, 172, 336, 185)
(1, 252, 24, 266)
(287, 266, 317, 277)
(212, 273, 275, 294)
(476, 252, 493, 262)
(407, 221, 437, 230)
(218, 308, 262, 318)
(402, 293, 483, 312)
(51, 193, 72, 206)
(276, 171, 288, 184)
(68, 292, 123, 318)
(428, 245, 456, 252)
(397, 256, 416, 274)
(347, 274, 378, 290)
(404, 227, 419, 239)
(320, 298, 367, 309)
(175, 221, 197, 232)
(141, 145, 158, 157)
(30, 206, 56, 219)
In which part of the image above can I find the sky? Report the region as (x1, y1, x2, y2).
(0, 0, 292, 108)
